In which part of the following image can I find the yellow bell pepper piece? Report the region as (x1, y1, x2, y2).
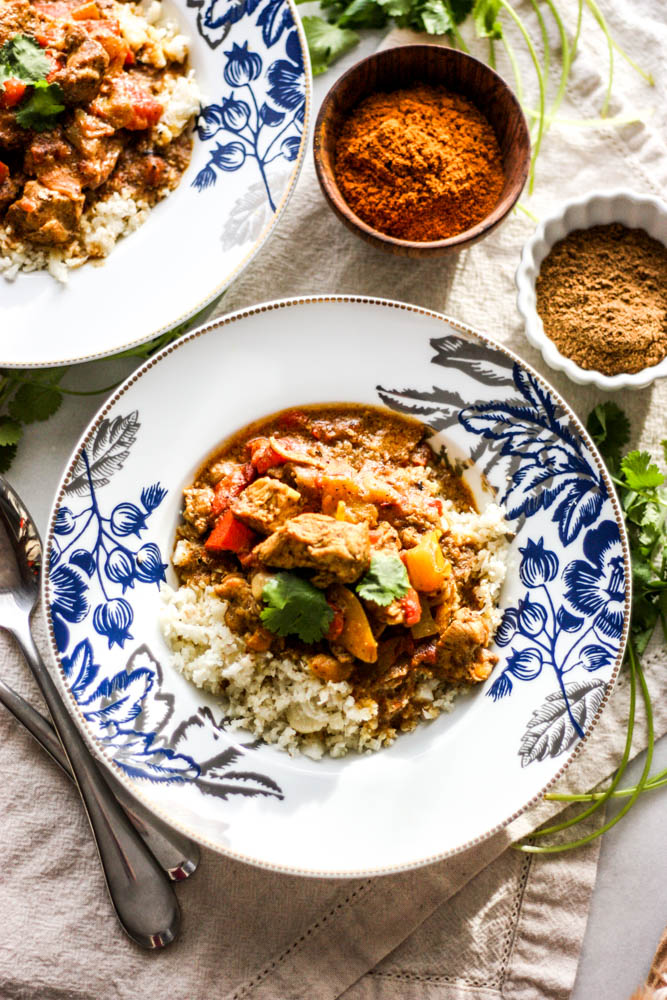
(403, 531, 450, 593)
(72, 1, 100, 18)
(328, 584, 378, 663)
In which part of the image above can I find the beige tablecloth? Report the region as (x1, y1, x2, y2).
(1, 0, 666, 997)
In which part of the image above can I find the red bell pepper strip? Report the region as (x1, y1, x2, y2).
(247, 437, 287, 474)
(0, 162, 9, 185)
(205, 511, 257, 554)
(399, 588, 422, 627)
(210, 463, 255, 519)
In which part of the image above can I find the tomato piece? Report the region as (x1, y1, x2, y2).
(0, 162, 9, 184)
(126, 86, 163, 130)
(247, 437, 287, 474)
(1, 79, 27, 109)
(205, 511, 257, 554)
(210, 463, 255, 519)
(93, 75, 163, 130)
(399, 588, 422, 627)
(325, 601, 344, 642)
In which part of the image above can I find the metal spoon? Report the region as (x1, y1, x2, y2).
(0, 675, 200, 881)
(0, 476, 181, 949)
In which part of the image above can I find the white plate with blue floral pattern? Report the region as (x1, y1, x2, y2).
(2, 0, 309, 368)
(43, 297, 630, 876)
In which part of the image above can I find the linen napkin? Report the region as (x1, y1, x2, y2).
(1, 0, 666, 997)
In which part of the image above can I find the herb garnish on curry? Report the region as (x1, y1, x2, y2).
(163, 405, 510, 756)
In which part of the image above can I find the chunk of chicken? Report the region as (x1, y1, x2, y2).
(231, 477, 301, 534)
(65, 110, 123, 189)
(214, 574, 261, 635)
(182, 486, 214, 535)
(254, 513, 370, 586)
(55, 28, 110, 104)
(435, 608, 497, 684)
(6, 180, 84, 245)
(24, 129, 81, 198)
(308, 653, 353, 683)
(92, 73, 163, 131)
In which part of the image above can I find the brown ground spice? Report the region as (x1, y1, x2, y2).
(535, 223, 667, 376)
(334, 84, 505, 242)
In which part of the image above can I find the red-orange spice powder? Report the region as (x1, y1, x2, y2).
(334, 83, 506, 242)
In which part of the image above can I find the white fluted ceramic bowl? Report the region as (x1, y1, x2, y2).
(516, 190, 667, 391)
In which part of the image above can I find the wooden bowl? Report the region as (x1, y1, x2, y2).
(313, 45, 531, 257)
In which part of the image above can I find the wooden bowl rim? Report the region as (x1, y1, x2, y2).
(312, 44, 531, 252)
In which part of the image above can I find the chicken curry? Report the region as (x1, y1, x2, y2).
(173, 405, 504, 737)
(0, 0, 192, 251)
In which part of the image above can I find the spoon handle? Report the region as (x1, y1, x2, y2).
(14, 622, 180, 949)
(0, 676, 199, 882)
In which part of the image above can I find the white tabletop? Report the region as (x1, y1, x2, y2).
(8, 28, 667, 997)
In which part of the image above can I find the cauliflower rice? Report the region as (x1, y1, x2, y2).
(160, 500, 510, 760)
(0, 0, 202, 284)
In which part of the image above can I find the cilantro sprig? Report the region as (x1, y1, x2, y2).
(0, 35, 51, 85)
(299, 16, 358, 76)
(0, 34, 65, 132)
(516, 403, 666, 856)
(260, 572, 334, 643)
(355, 552, 410, 606)
(299, 0, 653, 192)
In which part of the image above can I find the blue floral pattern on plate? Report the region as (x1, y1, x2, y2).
(49, 412, 283, 800)
(191, 0, 305, 213)
(378, 337, 628, 766)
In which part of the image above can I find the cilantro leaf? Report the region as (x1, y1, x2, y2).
(356, 552, 410, 606)
(260, 572, 334, 643)
(377, 0, 413, 16)
(0, 444, 18, 474)
(9, 380, 63, 423)
(0, 418, 22, 448)
(419, 0, 455, 34)
(586, 402, 631, 474)
(301, 16, 359, 75)
(621, 451, 665, 492)
(0, 35, 50, 85)
(337, 0, 388, 29)
(588, 407, 667, 655)
(15, 80, 65, 131)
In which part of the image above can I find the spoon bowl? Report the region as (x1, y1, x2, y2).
(0, 475, 182, 948)
(0, 482, 41, 613)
